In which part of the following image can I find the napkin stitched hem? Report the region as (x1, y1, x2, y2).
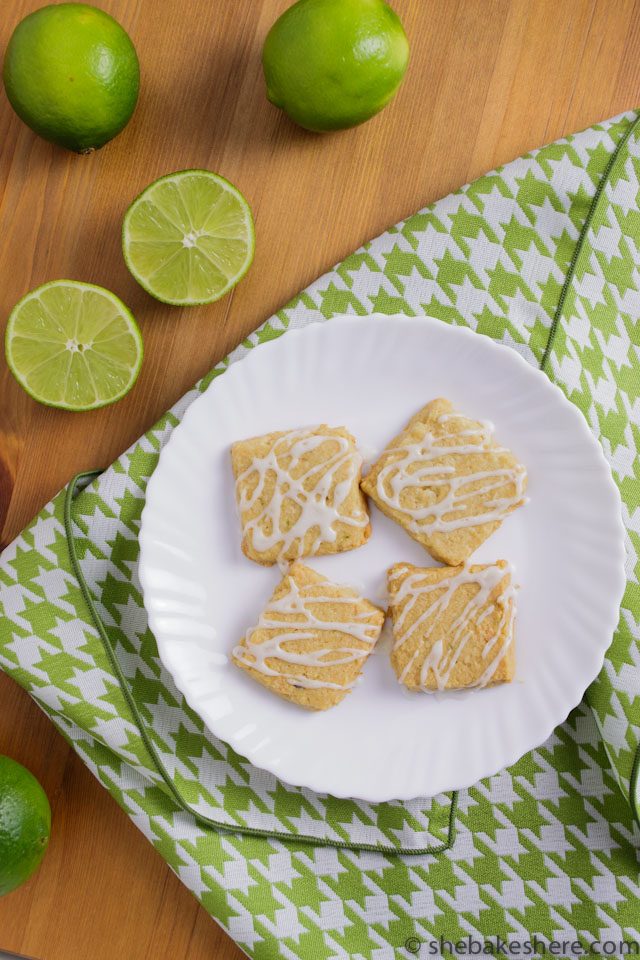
(540, 112, 640, 373)
(538, 111, 640, 825)
(632, 748, 640, 827)
(65, 471, 459, 856)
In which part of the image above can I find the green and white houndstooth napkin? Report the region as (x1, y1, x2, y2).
(1, 108, 640, 957)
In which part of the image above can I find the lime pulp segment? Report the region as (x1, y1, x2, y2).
(5, 281, 143, 410)
(122, 170, 255, 305)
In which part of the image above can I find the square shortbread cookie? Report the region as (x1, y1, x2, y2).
(387, 560, 516, 691)
(232, 562, 385, 710)
(231, 425, 371, 565)
(361, 398, 527, 565)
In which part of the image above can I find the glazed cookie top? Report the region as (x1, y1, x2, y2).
(387, 560, 516, 691)
(231, 425, 370, 566)
(232, 562, 385, 710)
(362, 398, 527, 565)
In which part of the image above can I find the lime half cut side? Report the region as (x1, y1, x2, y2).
(122, 170, 255, 306)
(5, 280, 143, 411)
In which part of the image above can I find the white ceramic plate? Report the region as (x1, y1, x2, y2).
(139, 315, 626, 802)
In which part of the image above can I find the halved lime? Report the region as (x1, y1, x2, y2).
(5, 280, 143, 411)
(122, 170, 255, 306)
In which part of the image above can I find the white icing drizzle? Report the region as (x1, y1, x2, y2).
(235, 427, 368, 561)
(374, 412, 527, 535)
(233, 574, 382, 690)
(389, 562, 515, 691)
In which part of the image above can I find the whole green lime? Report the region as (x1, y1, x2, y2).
(3, 3, 140, 153)
(0, 756, 51, 897)
(262, 0, 409, 132)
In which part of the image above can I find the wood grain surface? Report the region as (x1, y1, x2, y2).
(0, 0, 639, 957)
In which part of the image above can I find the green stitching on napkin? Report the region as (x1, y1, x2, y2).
(65, 471, 458, 855)
(540, 114, 640, 822)
(541, 113, 640, 372)
(632, 747, 640, 828)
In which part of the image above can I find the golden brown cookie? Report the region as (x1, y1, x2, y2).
(233, 562, 385, 710)
(387, 560, 515, 691)
(231, 425, 371, 565)
(361, 398, 527, 565)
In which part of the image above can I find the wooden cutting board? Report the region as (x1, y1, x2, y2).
(1, 0, 639, 956)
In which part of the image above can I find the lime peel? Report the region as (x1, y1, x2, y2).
(0, 755, 51, 897)
(3, 3, 139, 153)
(262, 0, 409, 132)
